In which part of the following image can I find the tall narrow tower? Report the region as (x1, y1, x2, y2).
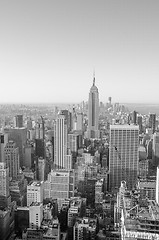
(54, 114, 67, 169)
(87, 75, 99, 139)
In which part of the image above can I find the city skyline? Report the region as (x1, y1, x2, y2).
(1, 1, 159, 103)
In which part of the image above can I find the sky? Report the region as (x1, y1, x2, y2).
(0, 0, 159, 104)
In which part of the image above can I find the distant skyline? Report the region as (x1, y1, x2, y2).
(0, 0, 159, 103)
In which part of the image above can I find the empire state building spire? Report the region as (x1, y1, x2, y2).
(93, 71, 95, 86)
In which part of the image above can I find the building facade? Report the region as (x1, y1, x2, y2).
(109, 125, 139, 190)
(87, 76, 99, 139)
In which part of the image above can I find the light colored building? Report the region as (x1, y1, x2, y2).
(0, 162, 9, 197)
(38, 157, 46, 181)
(27, 181, 43, 206)
(74, 217, 97, 240)
(5, 140, 19, 179)
(87, 76, 99, 139)
(29, 202, 43, 229)
(24, 144, 32, 168)
(54, 114, 67, 169)
(68, 133, 78, 153)
(95, 179, 103, 204)
(76, 113, 83, 131)
(109, 125, 139, 190)
(43, 169, 74, 210)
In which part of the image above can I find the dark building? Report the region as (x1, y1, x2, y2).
(15, 115, 23, 128)
(0, 202, 15, 240)
(149, 114, 156, 133)
(132, 111, 137, 125)
(61, 109, 72, 132)
(5, 127, 27, 167)
(35, 139, 45, 159)
(137, 115, 143, 134)
(15, 207, 29, 237)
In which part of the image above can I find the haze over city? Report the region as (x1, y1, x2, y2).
(1, 0, 159, 103)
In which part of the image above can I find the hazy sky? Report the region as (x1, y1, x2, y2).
(0, 0, 159, 104)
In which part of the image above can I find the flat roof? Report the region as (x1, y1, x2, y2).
(110, 124, 139, 130)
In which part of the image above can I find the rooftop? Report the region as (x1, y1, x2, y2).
(28, 181, 43, 187)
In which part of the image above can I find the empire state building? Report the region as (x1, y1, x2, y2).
(87, 75, 99, 139)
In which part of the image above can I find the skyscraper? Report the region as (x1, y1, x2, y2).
(14, 115, 23, 128)
(109, 125, 139, 190)
(149, 113, 156, 133)
(54, 114, 67, 169)
(87, 75, 99, 139)
(5, 140, 19, 179)
(0, 162, 10, 198)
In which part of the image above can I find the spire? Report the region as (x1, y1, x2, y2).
(93, 70, 95, 86)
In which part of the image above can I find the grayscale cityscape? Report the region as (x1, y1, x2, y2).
(0, 1, 159, 240)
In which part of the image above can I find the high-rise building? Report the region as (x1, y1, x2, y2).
(149, 113, 156, 133)
(43, 169, 75, 210)
(14, 115, 23, 128)
(156, 166, 159, 204)
(0, 133, 7, 163)
(152, 132, 159, 166)
(87, 76, 99, 139)
(5, 127, 27, 167)
(0, 162, 10, 198)
(95, 179, 103, 204)
(5, 140, 19, 179)
(76, 113, 83, 131)
(61, 110, 72, 133)
(109, 125, 139, 190)
(137, 115, 143, 134)
(27, 181, 43, 206)
(29, 202, 43, 229)
(54, 114, 67, 169)
(38, 157, 46, 181)
(132, 111, 137, 125)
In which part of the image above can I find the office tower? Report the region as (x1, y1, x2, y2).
(61, 110, 72, 132)
(132, 111, 137, 124)
(35, 138, 45, 159)
(156, 166, 159, 204)
(27, 181, 43, 206)
(29, 202, 43, 229)
(26, 118, 32, 130)
(137, 115, 143, 134)
(5, 140, 19, 179)
(38, 157, 46, 181)
(15, 206, 29, 235)
(149, 113, 156, 133)
(0, 133, 6, 162)
(76, 113, 83, 131)
(5, 127, 27, 167)
(152, 132, 159, 166)
(43, 169, 75, 210)
(87, 75, 99, 139)
(0, 162, 9, 197)
(14, 115, 23, 128)
(95, 179, 103, 204)
(109, 125, 139, 190)
(54, 114, 67, 169)
(68, 133, 78, 154)
(9, 173, 27, 206)
(24, 144, 33, 168)
(108, 96, 112, 106)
